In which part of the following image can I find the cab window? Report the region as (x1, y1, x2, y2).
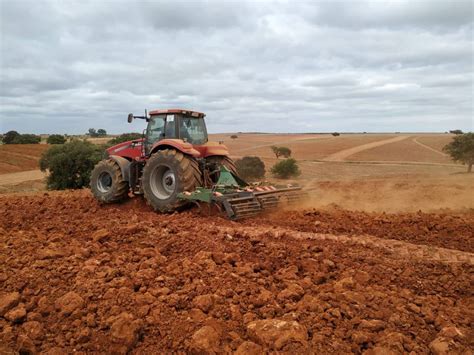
(147, 115, 165, 144)
(164, 114, 176, 138)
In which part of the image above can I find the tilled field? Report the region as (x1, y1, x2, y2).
(0, 191, 473, 354)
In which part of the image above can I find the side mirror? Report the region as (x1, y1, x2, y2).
(127, 113, 134, 123)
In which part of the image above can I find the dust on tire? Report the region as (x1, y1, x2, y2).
(90, 159, 129, 203)
(142, 149, 202, 212)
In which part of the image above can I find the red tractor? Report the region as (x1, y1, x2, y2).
(90, 108, 305, 219)
(90, 109, 235, 209)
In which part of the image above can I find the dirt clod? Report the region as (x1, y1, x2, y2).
(189, 325, 221, 354)
(5, 305, 26, 323)
(247, 319, 308, 350)
(54, 291, 84, 316)
(0, 292, 20, 316)
(110, 312, 142, 351)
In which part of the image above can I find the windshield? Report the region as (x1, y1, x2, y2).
(180, 117, 208, 145)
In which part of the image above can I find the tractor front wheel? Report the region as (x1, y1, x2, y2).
(90, 159, 129, 203)
(142, 149, 202, 212)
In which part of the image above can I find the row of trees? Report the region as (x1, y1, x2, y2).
(2, 131, 69, 144)
(2, 131, 41, 144)
(1, 129, 131, 145)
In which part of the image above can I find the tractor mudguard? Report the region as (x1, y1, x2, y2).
(108, 155, 131, 182)
(150, 139, 201, 158)
(193, 142, 230, 157)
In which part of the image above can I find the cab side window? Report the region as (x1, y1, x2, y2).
(165, 114, 176, 138)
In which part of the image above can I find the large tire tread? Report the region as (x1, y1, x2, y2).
(90, 159, 129, 203)
(142, 149, 202, 212)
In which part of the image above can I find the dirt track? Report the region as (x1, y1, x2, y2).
(0, 170, 45, 185)
(324, 136, 408, 161)
(0, 190, 473, 354)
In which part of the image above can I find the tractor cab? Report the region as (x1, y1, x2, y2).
(143, 109, 208, 154)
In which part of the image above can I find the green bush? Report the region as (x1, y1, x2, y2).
(40, 140, 103, 190)
(271, 158, 301, 179)
(2, 130, 20, 144)
(235, 156, 265, 181)
(443, 133, 474, 173)
(107, 132, 143, 146)
(47, 134, 66, 144)
(13, 134, 41, 144)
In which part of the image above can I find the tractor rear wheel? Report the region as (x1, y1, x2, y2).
(206, 155, 239, 184)
(90, 159, 129, 203)
(142, 149, 202, 212)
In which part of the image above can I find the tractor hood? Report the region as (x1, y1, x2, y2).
(106, 138, 144, 160)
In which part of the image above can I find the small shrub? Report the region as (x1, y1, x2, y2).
(2, 130, 20, 144)
(332, 132, 340, 137)
(13, 134, 41, 144)
(47, 134, 66, 144)
(40, 140, 103, 190)
(230, 135, 238, 139)
(271, 158, 301, 179)
(235, 156, 265, 181)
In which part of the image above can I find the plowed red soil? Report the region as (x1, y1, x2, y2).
(1, 191, 473, 354)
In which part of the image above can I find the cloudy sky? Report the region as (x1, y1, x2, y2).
(1, 0, 473, 134)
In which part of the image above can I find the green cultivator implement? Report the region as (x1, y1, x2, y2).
(178, 166, 308, 220)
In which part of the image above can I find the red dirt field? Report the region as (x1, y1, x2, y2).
(0, 190, 473, 354)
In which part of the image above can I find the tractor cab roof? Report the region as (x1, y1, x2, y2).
(148, 108, 205, 118)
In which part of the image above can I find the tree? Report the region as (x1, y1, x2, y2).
(235, 156, 265, 181)
(449, 130, 463, 135)
(2, 130, 20, 144)
(12, 134, 41, 144)
(271, 146, 280, 158)
(107, 132, 143, 146)
(271, 158, 301, 179)
(88, 128, 98, 137)
(270, 146, 292, 159)
(47, 134, 66, 144)
(278, 147, 291, 158)
(332, 132, 340, 136)
(39, 140, 103, 190)
(443, 133, 474, 173)
(230, 135, 238, 139)
(97, 129, 107, 137)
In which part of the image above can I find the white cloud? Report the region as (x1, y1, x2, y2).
(0, 0, 472, 134)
